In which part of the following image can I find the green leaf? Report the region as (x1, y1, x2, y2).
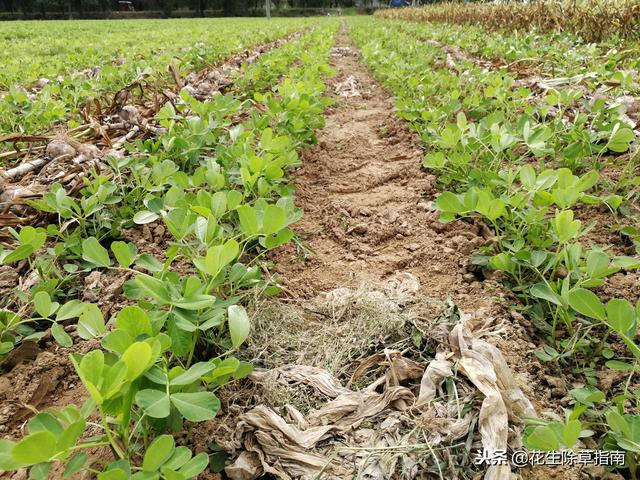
(233, 361, 254, 380)
(172, 310, 197, 332)
(489, 253, 514, 273)
(422, 152, 446, 169)
(122, 342, 153, 381)
(606, 410, 632, 438)
(226, 190, 243, 210)
(56, 300, 85, 321)
(585, 250, 610, 278)
(29, 462, 52, 480)
(612, 256, 640, 270)
(170, 362, 215, 386)
(606, 125, 634, 153)
(97, 469, 128, 480)
(0, 341, 14, 355)
(575, 170, 599, 192)
(206, 357, 240, 381)
(237, 205, 259, 235)
(605, 360, 633, 371)
(102, 361, 128, 400)
(56, 420, 86, 451)
(519, 165, 536, 189)
(116, 306, 153, 339)
(136, 389, 171, 419)
(102, 329, 133, 355)
(33, 291, 56, 317)
(524, 425, 560, 451)
(558, 420, 582, 448)
(553, 210, 581, 243)
(208, 444, 227, 473)
(262, 205, 287, 235)
(63, 453, 88, 478)
(167, 318, 191, 358)
(163, 447, 192, 470)
(51, 323, 73, 348)
(133, 211, 160, 225)
(28, 413, 63, 435)
(264, 228, 294, 250)
(219, 239, 239, 268)
(228, 305, 250, 349)
(174, 294, 216, 311)
(170, 392, 220, 422)
(160, 468, 185, 480)
(435, 191, 465, 214)
(530, 283, 562, 306)
(0, 439, 19, 471)
(77, 304, 105, 340)
(81, 237, 112, 268)
(142, 435, 174, 472)
(178, 452, 209, 478)
(569, 386, 605, 406)
(12, 432, 57, 465)
(3, 244, 35, 264)
(135, 254, 164, 272)
(210, 192, 227, 218)
(606, 298, 636, 333)
(136, 275, 172, 304)
(18, 226, 46, 250)
(111, 241, 136, 268)
(568, 288, 605, 321)
(76, 350, 105, 391)
(475, 191, 505, 221)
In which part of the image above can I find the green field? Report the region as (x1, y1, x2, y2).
(0, 7, 639, 479)
(0, 18, 312, 134)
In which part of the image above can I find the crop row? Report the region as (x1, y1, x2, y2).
(375, 0, 640, 43)
(0, 18, 316, 138)
(391, 18, 640, 82)
(0, 20, 338, 479)
(350, 16, 640, 476)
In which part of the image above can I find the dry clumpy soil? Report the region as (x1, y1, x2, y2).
(272, 30, 549, 409)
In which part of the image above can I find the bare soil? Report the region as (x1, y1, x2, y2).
(270, 28, 552, 402)
(273, 38, 495, 309)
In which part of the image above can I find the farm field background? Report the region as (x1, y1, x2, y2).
(0, 3, 639, 479)
(0, 18, 313, 135)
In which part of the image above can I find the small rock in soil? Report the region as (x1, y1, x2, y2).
(348, 223, 368, 235)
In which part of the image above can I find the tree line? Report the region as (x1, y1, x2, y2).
(0, 0, 393, 19)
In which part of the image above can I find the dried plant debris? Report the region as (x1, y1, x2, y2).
(334, 75, 362, 97)
(330, 46, 360, 58)
(376, 1, 640, 43)
(220, 274, 534, 479)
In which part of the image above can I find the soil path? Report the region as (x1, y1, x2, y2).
(272, 24, 558, 428)
(256, 26, 572, 480)
(274, 28, 500, 315)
